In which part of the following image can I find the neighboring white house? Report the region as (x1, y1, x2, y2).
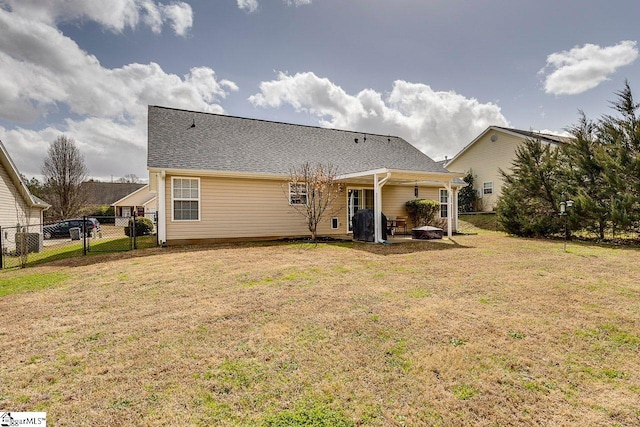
(0, 139, 49, 230)
(147, 106, 465, 245)
(111, 184, 158, 226)
(445, 126, 570, 212)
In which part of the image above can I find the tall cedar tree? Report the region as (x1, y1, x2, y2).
(597, 80, 640, 236)
(42, 135, 88, 219)
(496, 137, 563, 237)
(563, 113, 611, 239)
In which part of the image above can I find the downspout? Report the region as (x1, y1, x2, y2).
(374, 172, 392, 243)
(157, 170, 166, 245)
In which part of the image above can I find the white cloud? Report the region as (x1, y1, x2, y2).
(0, 0, 193, 36)
(0, 120, 147, 181)
(161, 2, 193, 37)
(541, 40, 639, 95)
(0, 6, 236, 180)
(249, 72, 509, 158)
(236, 0, 311, 13)
(284, 0, 312, 6)
(536, 129, 571, 138)
(237, 0, 259, 13)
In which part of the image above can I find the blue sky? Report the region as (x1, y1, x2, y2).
(1, 0, 638, 181)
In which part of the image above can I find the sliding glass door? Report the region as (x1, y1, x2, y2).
(347, 188, 374, 232)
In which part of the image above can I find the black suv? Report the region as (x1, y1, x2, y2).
(43, 218, 101, 239)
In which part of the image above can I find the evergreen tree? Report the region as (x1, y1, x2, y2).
(597, 80, 640, 236)
(457, 170, 477, 213)
(563, 113, 610, 239)
(496, 137, 563, 237)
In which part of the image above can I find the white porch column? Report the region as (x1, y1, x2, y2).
(374, 172, 391, 243)
(157, 171, 166, 245)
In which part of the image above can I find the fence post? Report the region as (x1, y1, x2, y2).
(0, 226, 3, 269)
(83, 216, 87, 256)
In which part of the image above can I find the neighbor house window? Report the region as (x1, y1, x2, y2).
(289, 183, 308, 205)
(439, 189, 448, 218)
(172, 177, 200, 221)
(483, 181, 493, 195)
(331, 217, 339, 230)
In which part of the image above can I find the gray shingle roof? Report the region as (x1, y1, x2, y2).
(147, 106, 448, 175)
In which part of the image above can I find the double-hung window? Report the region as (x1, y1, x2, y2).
(483, 181, 493, 195)
(172, 177, 200, 221)
(439, 189, 448, 218)
(289, 183, 308, 205)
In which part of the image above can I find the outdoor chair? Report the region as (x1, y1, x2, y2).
(394, 217, 407, 235)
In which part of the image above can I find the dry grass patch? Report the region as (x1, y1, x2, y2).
(1, 234, 639, 426)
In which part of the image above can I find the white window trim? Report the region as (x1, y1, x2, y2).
(331, 217, 339, 230)
(289, 182, 308, 206)
(483, 181, 494, 195)
(439, 188, 448, 218)
(171, 177, 201, 222)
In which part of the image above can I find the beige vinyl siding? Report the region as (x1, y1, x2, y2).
(163, 174, 449, 242)
(164, 175, 348, 241)
(446, 131, 525, 212)
(0, 162, 42, 229)
(381, 185, 440, 229)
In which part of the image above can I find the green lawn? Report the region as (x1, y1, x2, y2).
(1, 235, 157, 269)
(1, 232, 639, 426)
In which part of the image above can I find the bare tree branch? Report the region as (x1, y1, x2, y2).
(42, 135, 88, 219)
(286, 162, 342, 241)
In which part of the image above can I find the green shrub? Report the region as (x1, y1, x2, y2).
(124, 217, 154, 236)
(405, 199, 440, 227)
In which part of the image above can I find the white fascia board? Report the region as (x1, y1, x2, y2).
(336, 168, 389, 181)
(337, 168, 464, 183)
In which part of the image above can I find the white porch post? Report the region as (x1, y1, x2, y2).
(157, 171, 166, 245)
(374, 172, 391, 243)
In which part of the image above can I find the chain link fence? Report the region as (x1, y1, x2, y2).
(1, 213, 158, 269)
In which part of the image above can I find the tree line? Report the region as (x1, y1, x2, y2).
(497, 81, 640, 240)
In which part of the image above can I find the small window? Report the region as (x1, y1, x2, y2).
(483, 182, 493, 195)
(289, 183, 308, 205)
(439, 189, 448, 218)
(331, 217, 339, 230)
(172, 177, 200, 221)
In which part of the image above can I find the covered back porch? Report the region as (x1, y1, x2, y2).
(337, 168, 465, 243)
